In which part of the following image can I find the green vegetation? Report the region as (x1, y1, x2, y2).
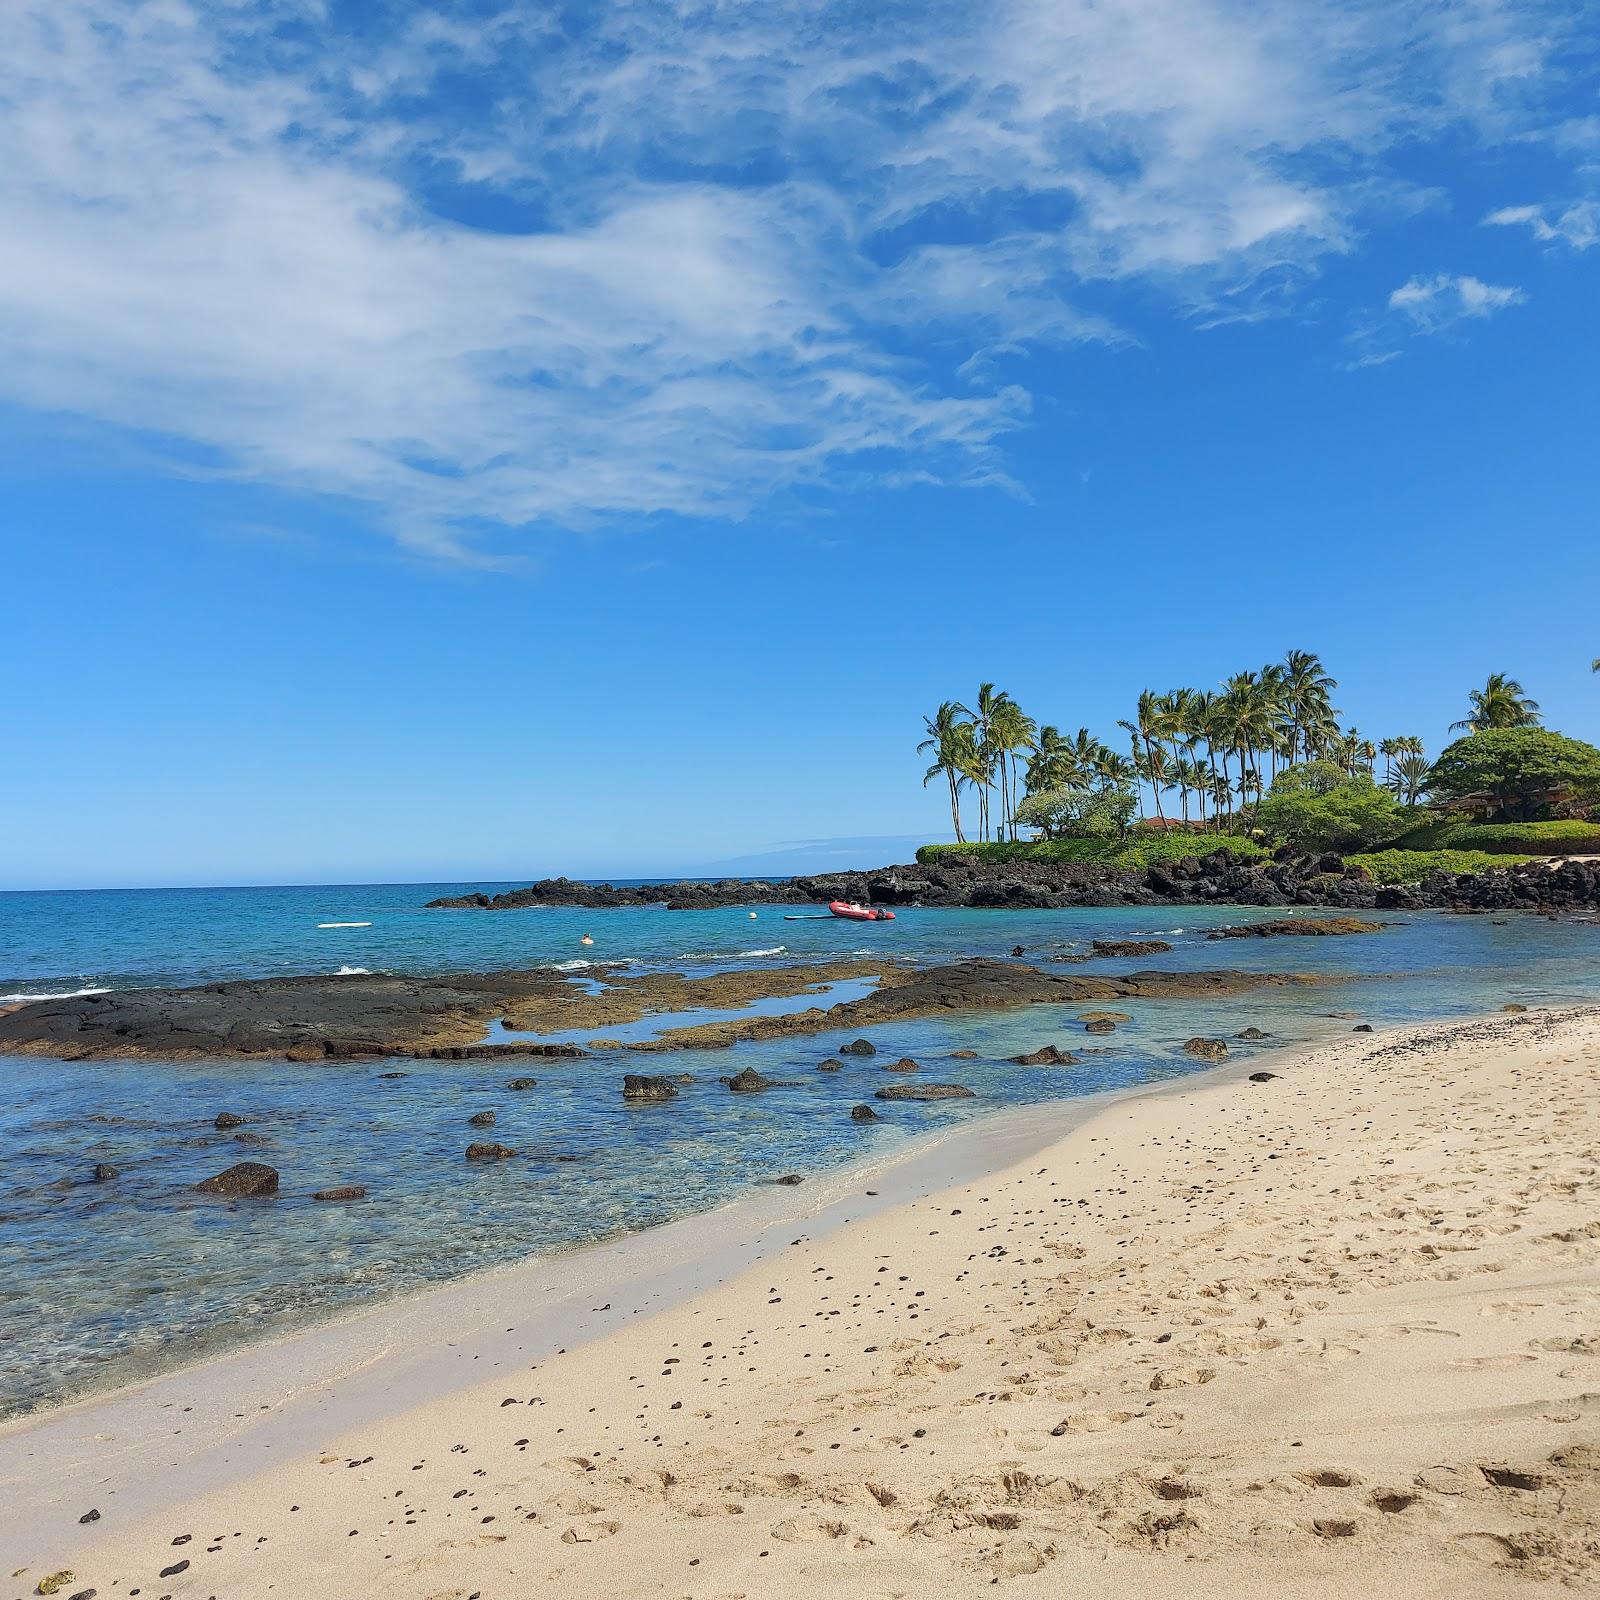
(1254, 768, 1410, 853)
(916, 836, 1271, 871)
(1426, 729, 1600, 823)
(1387, 818, 1600, 854)
(918, 658, 1596, 865)
(1349, 849, 1543, 884)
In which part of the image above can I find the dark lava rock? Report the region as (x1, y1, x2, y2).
(817, 1058, 844, 1072)
(850, 1105, 880, 1122)
(1009, 1045, 1078, 1065)
(950, 1049, 978, 1058)
(1083, 1018, 1117, 1034)
(882, 1057, 920, 1072)
(1090, 939, 1173, 957)
(465, 1142, 517, 1160)
(1249, 1071, 1279, 1083)
(839, 1038, 876, 1056)
(1183, 1037, 1228, 1060)
(313, 1185, 367, 1201)
(875, 1083, 976, 1101)
(194, 1161, 279, 1197)
(1352, 1023, 1374, 1032)
(91, 1163, 118, 1182)
(79, 1508, 100, 1524)
(1502, 1003, 1529, 1013)
(468, 1110, 497, 1127)
(232, 1131, 268, 1146)
(622, 1074, 678, 1102)
(377, 1071, 407, 1079)
(507, 1077, 538, 1090)
(1236, 1027, 1269, 1040)
(213, 1112, 244, 1129)
(1207, 917, 1384, 939)
(728, 1067, 773, 1092)
(773, 1173, 803, 1186)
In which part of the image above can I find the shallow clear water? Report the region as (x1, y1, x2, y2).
(2, 883, 1598, 1418)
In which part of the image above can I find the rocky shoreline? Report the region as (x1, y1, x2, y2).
(0, 957, 1341, 1062)
(426, 848, 1600, 914)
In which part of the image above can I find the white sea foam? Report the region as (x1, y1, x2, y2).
(551, 959, 595, 971)
(0, 986, 110, 1002)
(738, 946, 786, 957)
(334, 966, 370, 976)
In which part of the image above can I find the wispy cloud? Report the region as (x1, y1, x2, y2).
(1388, 273, 1527, 331)
(0, 0, 1590, 554)
(1484, 199, 1600, 250)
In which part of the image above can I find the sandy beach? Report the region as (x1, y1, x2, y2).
(11, 1006, 1600, 1599)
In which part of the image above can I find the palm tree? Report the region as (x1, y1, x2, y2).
(1121, 691, 1169, 822)
(919, 704, 975, 844)
(1451, 673, 1542, 732)
(1281, 650, 1337, 766)
(1389, 751, 1431, 806)
(989, 697, 1037, 841)
(1219, 672, 1276, 808)
(954, 683, 1003, 840)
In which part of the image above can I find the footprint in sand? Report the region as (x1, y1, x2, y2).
(1448, 1353, 1539, 1369)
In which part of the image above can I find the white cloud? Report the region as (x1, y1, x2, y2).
(0, 0, 1590, 552)
(1387, 273, 1527, 331)
(1484, 199, 1600, 250)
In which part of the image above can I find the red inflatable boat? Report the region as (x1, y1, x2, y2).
(828, 900, 895, 922)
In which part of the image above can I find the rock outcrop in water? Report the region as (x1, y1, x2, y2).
(426, 850, 1600, 915)
(0, 958, 1344, 1061)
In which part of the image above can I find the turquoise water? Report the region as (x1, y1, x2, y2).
(3, 883, 1599, 1419)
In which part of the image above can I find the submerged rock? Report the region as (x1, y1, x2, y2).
(622, 1074, 678, 1102)
(850, 1104, 880, 1122)
(773, 1173, 803, 1186)
(313, 1184, 367, 1201)
(506, 1077, 538, 1090)
(875, 1083, 976, 1101)
(1183, 1037, 1228, 1060)
(1090, 939, 1173, 957)
(1083, 1018, 1116, 1034)
(213, 1112, 244, 1129)
(1009, 1044, 1078, 1065)
(468, 1110, 496, 1127)
(1207, 917, 1384, 939)
(90, 1163, 118, 1182)
(839, 1038, 876, 1056)
(194, 1161, 278, 1197)
(882, 1057, 920, 1072)
(465, 1142, 517, 1161)
(1235, 1027, 1269, 1040)
(728, 1067, 773, 1092)
(949, 1048, 979, 1058)
(817, 1058, 844, 1072)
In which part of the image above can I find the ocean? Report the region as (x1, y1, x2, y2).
(3, 881, 1598, 1418)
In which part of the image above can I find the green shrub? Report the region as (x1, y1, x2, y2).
(915, 835, 1271, 872)
(1348, 849, 1543, 884)
(1254, 772, 1408, 852)
(1385, 818, 1600, 854)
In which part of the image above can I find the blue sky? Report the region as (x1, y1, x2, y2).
(3, 0, 1598, 889)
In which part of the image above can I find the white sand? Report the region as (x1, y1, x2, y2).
(11, 1008, 1600, 1599)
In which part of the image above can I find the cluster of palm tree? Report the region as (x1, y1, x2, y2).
(919, 653, 1540, 842)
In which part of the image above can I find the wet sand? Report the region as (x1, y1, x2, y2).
(9, 1008, 1599, 1598)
